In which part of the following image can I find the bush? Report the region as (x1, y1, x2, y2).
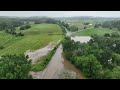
(11, 32, 17, 35)
(17, 32, 24, 36)
(0, 46, 4, 49)
(104, 33, 110, 37)
(25, 24, 31, 29)
(20, 24, 31, 30)
(84, 27, 86, 29)
(20, 26, 25, 30)
(111, 32, 120, 37)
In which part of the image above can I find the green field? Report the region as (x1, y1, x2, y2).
(0, 24, 63, 56)
(66, 20, 94, 30)
(72, 28, 120, 36)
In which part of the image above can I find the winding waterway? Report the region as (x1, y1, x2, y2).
(30, 25, 91, 79)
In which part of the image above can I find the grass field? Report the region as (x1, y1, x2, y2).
(72, 28, 120, 36)
(0, 24, 64, 56)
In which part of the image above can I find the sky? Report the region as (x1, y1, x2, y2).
(0, 11, 120, 17)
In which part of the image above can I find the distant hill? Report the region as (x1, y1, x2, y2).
(55, 16, 120, 23)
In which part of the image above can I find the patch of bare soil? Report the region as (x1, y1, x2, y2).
(25, 42, 55, 64)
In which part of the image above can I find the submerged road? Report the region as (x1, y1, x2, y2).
(40, 45, 64, 79)
(31, 45, 64, 79)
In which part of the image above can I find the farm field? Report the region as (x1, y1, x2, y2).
(0, 24, 64, 56)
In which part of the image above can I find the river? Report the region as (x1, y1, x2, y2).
(30, 45, 85, 79)
(30, 25, 91, 79)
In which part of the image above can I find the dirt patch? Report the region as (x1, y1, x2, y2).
(25, 42, 55, 64)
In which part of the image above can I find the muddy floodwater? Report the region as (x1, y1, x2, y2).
(63, 55, 85, 79)
(71, 36, 91, 43)
(30, 45, 85, 79)
(30, 27, 89, 79)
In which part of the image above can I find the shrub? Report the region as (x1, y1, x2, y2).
(111, 32, 120, 37)
(104, 33, 110, 37)
(0, 46, 4, 49)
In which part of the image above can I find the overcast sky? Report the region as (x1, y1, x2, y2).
(0, 11, 120, 17)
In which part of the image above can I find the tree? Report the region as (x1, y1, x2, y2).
(75, 54, 102, 79)
(62, 37, 75, 60)
(17, 32, 24, 36)
(112, 53, 120, 66)
(68, 26, 78, 31)
(0, 54, 32, 79)
(111, 68, 120, 79)
(0, 46, 4, 49)
(84, 26, 86, 29)
(105, 66, 120, 79)
(84, 22, 90, 25)
(104, 33, 110, 37)
(20, 26, 25, 30)
(20, 24, 31, 30)
(100, 47, 113, 68)
(94, 23, 101, 28)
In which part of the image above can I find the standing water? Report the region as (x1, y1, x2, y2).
(71, 36, 91, 43)
(62, 54, 85, 79)
(30, 45, 85, 79)
(30, 27, 91, 79)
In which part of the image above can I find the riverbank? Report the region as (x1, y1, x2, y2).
(62, 53, 85, 79)
(30, 45, 64, 79)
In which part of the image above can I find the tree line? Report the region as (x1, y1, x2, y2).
(0, 18, 26, 36)
(94, 20, 120, 31)
(57, 21, 79, 32)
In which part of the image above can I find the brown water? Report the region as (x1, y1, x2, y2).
(62, 54, 85, 79)
(30, 44, 85, 79)
(71, 36, 91, 43)
(30, 26, 87, 79)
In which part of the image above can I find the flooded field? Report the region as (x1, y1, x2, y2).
(30, 45, 85, 79)
(71, 36, 91, 43)
(30, 28, 88, 79)
(63, 55, 85, 79)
